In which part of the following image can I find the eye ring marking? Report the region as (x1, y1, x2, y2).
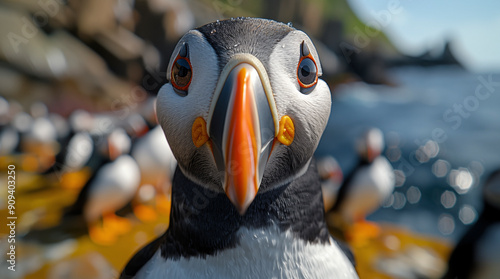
(296, 41, 318, 92)
(171, 56, 192, 92)
(171, 43, 192, 95)
(296, 54, 318, 89)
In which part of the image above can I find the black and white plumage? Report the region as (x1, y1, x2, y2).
(0, 97, 20, 155)
(317, 156, 344, 212)
(64, 128, 140, 244)
(68, 154, 140, 221)
(131, 125, 176, 220)
(64, 129, 138, 216)
(132, 125, 177, 188)
(43, 131, 94, 176)
(122, 18, 358, 278)
(27, 102, 58, 145)
(0, 125, 19, 155)
(443, 169, 500, 279)
(42, 110, 95, 175)
(330, 128, 395, 225)
(2, 102, 32, 155)
(125, 163, 355, 278)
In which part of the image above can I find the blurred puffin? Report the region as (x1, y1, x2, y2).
(64, 128, 140, 245)
(121, 18, 358, 278)
(132, 125, 177, 221)
(22, 102, 59, 171)
(328, 128, 395, 243)
(42, 131, 94, 186)
(0, 97, 20, 156)
(317, 155, 344, 212)
(42, 110, 110, 190)
(43, 110, 95, 173)
(443, 169, 500, 279)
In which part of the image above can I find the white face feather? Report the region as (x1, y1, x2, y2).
(263, 31, 331, 189)
(156, 30, 221, 190)
(156, 27, 332, 192)
(269, 30, 328, 126)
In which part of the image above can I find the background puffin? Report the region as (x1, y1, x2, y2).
(131, 125, 177, 222)
(20, 102, 59, 171)
(41, 131, 94, 190)
(63, 128, 141, 245)
(0, 97, 20, 156)
(41, 110, 95, 176)
(317, 155, 344, 212)
(442, 169, 500, 279)
(121, 18, 358, 279)
(327, 127, 395, 243)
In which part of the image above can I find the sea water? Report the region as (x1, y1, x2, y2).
(316, 66, 500, 241)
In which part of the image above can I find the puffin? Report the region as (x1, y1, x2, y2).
(317, 155, 344, 212)
(23, 107, 59, 171)
(0, 125, 19, 156)
(121, 18, 358, 278)
(0, 97, 20, 156)
(42, 131, 94, 179)
(131, 125, 177, 221)
(64, 128, 141, 245)
(328, 128, 395, 242)
(442, 169, 500, 279)
(42, 110, 95, 176)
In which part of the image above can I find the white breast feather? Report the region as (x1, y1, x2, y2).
(132, 126, 177, 177)
(136, 224, 358, 279)
(84, 155, 140, 222)
(63, 132, 93, 172)
(341, 156, 395, 220)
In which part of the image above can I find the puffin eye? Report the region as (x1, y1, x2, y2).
(296, 42, 318, 93)
(171, 57, 192, 92)
(297, 58, 317, 86)
(171, 43, 192, 95)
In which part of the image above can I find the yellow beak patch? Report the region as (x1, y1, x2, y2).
(192, 117, 209, 147)
(277, 115, 294, 146)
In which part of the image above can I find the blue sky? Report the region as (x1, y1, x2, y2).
(348, 0, 500, 72)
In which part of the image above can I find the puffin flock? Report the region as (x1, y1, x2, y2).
(1, 17, 498, 279)
(1, 95, 177, 247)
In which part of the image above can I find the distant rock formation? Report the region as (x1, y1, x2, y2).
(388, 41, 464, 68)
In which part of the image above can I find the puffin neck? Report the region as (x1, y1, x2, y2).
(161, 159, 329, 260)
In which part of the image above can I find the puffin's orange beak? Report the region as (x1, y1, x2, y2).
(224, 66, 260, 214)
(208, 63, 276, 215)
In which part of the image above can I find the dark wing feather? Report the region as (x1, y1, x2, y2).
(120, 233, 166, 279)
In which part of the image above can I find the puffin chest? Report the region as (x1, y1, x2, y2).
(136, 225, 358, 279)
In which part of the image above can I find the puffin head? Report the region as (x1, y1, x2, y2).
(356, 127, 384, 163)
(156, 18, 332, 214)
